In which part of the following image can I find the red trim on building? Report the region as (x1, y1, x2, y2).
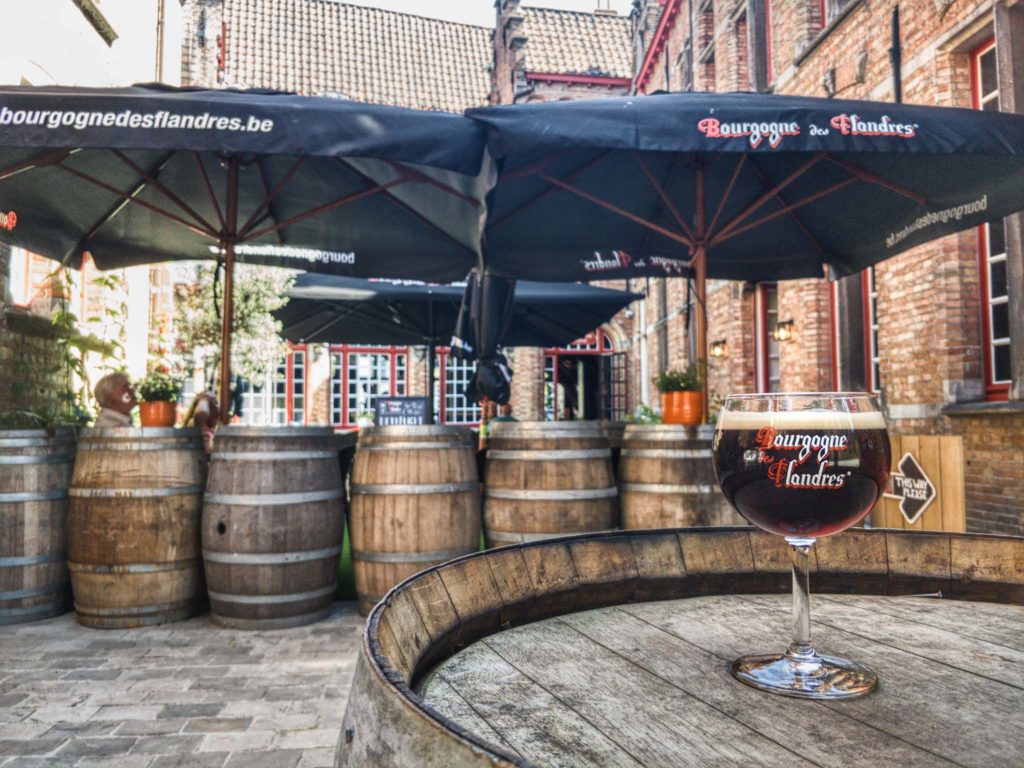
(971, 37, 1009, 401)
(764, 0, 773, 84)
(829, 282, 839, 390)
(525, 72, 632, 88)
(636, 0, 683, 93)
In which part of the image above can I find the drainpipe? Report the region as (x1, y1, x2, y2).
(889, 5, 902, 104)
(155, 0, 166, 82)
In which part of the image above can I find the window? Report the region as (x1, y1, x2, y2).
(434, 349, 481, 425)
(7, 246, 31, 306)
(972, 38, 1010, 399)
(756, 283, 780, 393)
(543, 330, 622, 421)
(330, 346, 408, 427)
(235, 346, 306, 426)
(821, 0, 854, 25)
(863, 268, 880, 394)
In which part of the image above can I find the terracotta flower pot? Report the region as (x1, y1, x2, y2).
(139, 401, 177, 427)
(661, 391, 702, 426)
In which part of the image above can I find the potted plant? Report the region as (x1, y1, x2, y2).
(653, 363, 704, 426)
(137, 370, 180, 427)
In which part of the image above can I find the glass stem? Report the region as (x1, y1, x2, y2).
(785, 537, 818, 661)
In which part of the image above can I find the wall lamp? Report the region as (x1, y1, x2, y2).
(709, 339, 728, 358)
(772, 320, 795, 343)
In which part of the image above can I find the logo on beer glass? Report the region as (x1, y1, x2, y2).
(755, 426, 850, 490)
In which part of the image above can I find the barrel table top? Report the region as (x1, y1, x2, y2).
(418, 593, 1024, 767)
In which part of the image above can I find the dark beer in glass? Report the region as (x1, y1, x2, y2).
(712, 393, 891, 699)
(713, 409, 890, 538)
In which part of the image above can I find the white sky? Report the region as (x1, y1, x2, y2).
(351, 0, 633, 27)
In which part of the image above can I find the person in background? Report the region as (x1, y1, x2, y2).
(93, 372, 136, 428)
(493, 403, 517, 422)
(183, 392, 220, 454)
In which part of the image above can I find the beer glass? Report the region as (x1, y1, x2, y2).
(712, 393, 890, 699)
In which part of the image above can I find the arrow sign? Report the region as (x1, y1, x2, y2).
(883, 452, 937, 524)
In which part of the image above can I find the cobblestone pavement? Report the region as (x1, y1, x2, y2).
(0, 602, 364, 768)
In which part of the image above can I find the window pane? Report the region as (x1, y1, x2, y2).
(990, 259, 1007, 299)
(989, 221, 1006, 257)
(994, 344, 1011, 383)
(980, 49, 998, 99)
(992, 302, 1010, 341)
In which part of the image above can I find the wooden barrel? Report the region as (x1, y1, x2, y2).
(349, 426, 480, 617)
(202, 426, 344, 630)
(483, 421, 618, 548)
(68, 428, 205, 629)
(0, 429, 76, 625)
(619, 424, 743, 529)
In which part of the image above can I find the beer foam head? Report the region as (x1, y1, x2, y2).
(716, 407, 887, 431)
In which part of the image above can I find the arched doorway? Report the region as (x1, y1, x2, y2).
(543, 329, 625, 421)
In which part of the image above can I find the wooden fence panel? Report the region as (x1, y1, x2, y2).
(871, 435, 965, 532)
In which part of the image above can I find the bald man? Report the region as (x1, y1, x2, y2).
(93, 372, 136, 428)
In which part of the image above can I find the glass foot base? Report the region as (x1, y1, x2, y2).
(732, 650, 878, 700)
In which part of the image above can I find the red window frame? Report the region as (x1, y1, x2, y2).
(861, 269, 880, 394)
(284, 344, 307, 426)
(543, 329, 616, 421)
(755, 283, 780, 393)
(971, 37, 1010, 401)
(434, 347, 481, 426)
(328, 345, 409, 429)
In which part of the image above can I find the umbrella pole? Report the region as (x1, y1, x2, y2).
(426, 344, 437, 424)
(693, 245, 709, 425)
(218, 158, 240, 424)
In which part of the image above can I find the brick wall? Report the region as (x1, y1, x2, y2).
(0, 244, 68, 419)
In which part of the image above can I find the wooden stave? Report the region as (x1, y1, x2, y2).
(483, 421, 618, 548)
(0, 429, 76, 625)
(335, 528, 1024, 768)
(67, 428, 204, 629)
(350, 426, 480, 616)
(618, 424, 743, 528)
(202, 425, 345, 630)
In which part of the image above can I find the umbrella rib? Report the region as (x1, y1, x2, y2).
(243, 178, 407, 243)
(501, 148, 574, 179)
(238, 157, 305, 238)
(633, 151, 696, 241)
(737, 156, 827, 257)
(111, 150, 219, 237)
(67, 152, 178, 263)
(537, 171, 693, 248)
(0, 148, 75, 181)
(713, 177, 859, 246)
(488, 151, 614, 230)
(332, 158, 478, 256)
(55, 161, 220, 241)
(194, 153, 226, 232)
(825, 156, 928, 204)
(387, 162, 480, 207)
(254, 159, 286, 245)
(706, 156, 747, 238)
(712, 152, 827, 241)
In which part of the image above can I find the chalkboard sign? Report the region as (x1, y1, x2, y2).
(374, 396, 432, 426)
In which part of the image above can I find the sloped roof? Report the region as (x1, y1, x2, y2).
(519, 7, 632, 78)
(219, 0, 492, 112)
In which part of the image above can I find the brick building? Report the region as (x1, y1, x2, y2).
(629, 0, 1024, 534)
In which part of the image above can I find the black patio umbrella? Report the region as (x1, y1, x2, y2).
(275, 271, 642, 407)
(0, 84, 489, 416)
(468, 91, 1024, 416)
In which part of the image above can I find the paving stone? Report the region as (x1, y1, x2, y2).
(85, 640, 140, 652)
(199, 731, 275, 753)
(63, 669, 124, 682)
(78, 758, 153, 768)
(183, 717, 252, 733)
(158, 703, 224, 719)
(262, 687, 315, 702)
(0, 723, 51, 740)
(2, 755, 78, 767)
(149, 753, 228, 768)
(296, 747, 336, 768)
(27, 705, 100, 723)
(129, 734, 204, 755)
(55, 736, 138, 758)
(93, 705, 165, 721)
(223, 750, 302, 768)
(116, 719, 187, 736)
(250, 713, 319, 731)
(44, 721, 121, 739)
(0, 694, 27, 707)
(0, 739, 67, 757)
(273, 728, 338, 750)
